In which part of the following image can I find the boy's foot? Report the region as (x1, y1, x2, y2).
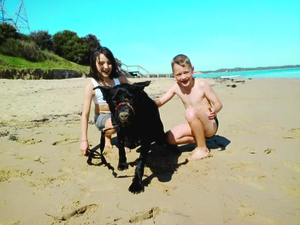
(187, 147, 211, 161)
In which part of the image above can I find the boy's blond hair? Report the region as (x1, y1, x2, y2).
(171, 54, 192, 72)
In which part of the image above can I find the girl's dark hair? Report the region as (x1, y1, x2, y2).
(89, 46, 119, 81)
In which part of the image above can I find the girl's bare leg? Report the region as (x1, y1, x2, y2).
(104, 118, 131, 153)
(104, 118, 114, 148)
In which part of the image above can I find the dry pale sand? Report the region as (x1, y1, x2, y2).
(0, 77, 299, 225)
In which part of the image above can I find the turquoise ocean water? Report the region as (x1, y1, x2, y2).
(193, 68, 300, 79)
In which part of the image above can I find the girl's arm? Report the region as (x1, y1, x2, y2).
(80, 82, 93, 155)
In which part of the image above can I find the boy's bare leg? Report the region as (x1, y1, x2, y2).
(166, 109, 216, 161)
(166, 124, 194, 145)
(186, 108, 215, 161)
(166, 123, 210, 161)
(187, 118, 210, 161)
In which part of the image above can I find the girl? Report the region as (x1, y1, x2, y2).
(80, 46, 129, 155)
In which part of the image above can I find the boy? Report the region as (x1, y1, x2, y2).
(155, 54, 222, 161)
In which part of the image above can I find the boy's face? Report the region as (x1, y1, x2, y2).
(173, 63, 194, 87)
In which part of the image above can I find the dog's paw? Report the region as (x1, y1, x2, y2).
(118, 162, 128, 171)
(129, 180, 144, 194)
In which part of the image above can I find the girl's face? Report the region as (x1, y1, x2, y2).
(96, 53, 112, 79)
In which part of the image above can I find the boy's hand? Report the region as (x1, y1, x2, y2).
(207, 108, 216, 120)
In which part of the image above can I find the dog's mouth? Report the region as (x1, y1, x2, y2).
(115, 101, 135, 127)
(115, 102, 135, 115)
(118, 112, 132, 125)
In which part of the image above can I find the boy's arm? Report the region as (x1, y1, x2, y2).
(155, 84, 176, 107)
(202, 81, 222, 113)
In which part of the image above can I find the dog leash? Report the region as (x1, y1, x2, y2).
(100, 125, 118, 153)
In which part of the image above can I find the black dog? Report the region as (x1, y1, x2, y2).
(95, 81, 165, 194)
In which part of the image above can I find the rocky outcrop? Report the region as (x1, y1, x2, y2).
(0, 68, 87, 79)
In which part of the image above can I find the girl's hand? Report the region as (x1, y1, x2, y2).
(80, 140, 89, 156)
(207, 108, 216, 120)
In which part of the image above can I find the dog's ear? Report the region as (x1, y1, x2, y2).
(94, 86, 112, 101)
(132, 81, 151, 91)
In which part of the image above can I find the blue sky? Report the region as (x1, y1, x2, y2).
(3, 0, 300, 73)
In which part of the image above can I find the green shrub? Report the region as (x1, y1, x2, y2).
(18, 40, 45, 62)
(0, 38, 46, 62)
(0, 38, 21, 57)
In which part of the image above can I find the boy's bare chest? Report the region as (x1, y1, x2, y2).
(179, 88, 206, 107)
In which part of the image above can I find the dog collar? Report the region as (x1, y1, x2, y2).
(115, 102, 135, 115)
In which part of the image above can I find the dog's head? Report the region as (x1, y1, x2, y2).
(97, 81, 151, 128)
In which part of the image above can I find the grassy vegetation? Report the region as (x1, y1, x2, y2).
(0, 52, 89, 73)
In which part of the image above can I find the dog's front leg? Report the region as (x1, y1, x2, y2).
(128, 142, 150, 194)
(117, 132, 128, 171)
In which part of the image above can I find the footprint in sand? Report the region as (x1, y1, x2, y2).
(284, 161, 300, 173)
(52, 137, 79, 146)
(129, 207, 191, 224)
(228, 162, 268, 191)
(231, 175, 268, 191)
(263, 148, 276, 154)
(259, 122, 277, 130)
(129, 207, 162, 223)
(20, 138, 42, 145)
(46, 204, 99, 221)
(0, 168, 33, 182)
(148, 181, 177, 196)
(229, 162, 256, 172)
(235, 204, 256, 218)
(282, 187, 300, 196)
(242, 147, 276, 155)
(282, 127, 300, 139)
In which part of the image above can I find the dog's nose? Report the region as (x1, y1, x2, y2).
(119, 112, 129, 121)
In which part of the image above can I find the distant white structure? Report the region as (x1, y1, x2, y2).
(0, 0, 30, 34)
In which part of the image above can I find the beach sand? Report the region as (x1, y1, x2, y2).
(0, 77, 299, 224)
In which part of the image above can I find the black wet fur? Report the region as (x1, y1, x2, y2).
(95, 81, 165, 194)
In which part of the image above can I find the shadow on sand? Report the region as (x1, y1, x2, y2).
(85, 135, 231, 188)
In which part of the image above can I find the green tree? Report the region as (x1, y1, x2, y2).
(84, 34, 100, 51)
(80, 34, 100, 65)
(52, 30, 85, 63)
(0, 23, 18, 44)
(53, 30, 100, 65)
(30, 30, 53, 51)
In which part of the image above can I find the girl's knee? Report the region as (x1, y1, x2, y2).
(104, 118, 116, 136)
